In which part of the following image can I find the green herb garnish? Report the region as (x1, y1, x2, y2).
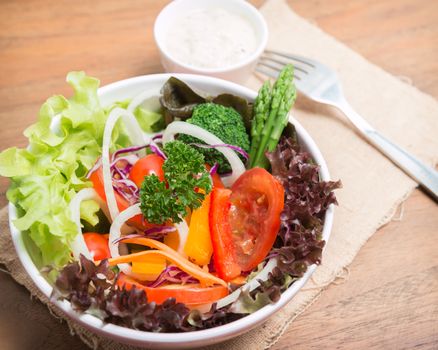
(139, 141, 212, 224)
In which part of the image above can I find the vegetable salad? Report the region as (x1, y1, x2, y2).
(0, 67, 340, 332)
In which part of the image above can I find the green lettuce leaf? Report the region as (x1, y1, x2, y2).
(109, 99, 165, 133)
(80, 200, 101, 227)
(229, 273, 295, 314)
(0, 71, 166, 269)
(134, 107, 165, 133)
(0, 148, 33, 177)
(229, 289, 273, 314)
(0, 71, 126, 268)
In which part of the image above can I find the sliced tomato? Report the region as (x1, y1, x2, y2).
(129, 154, 165, 188)
(230, 168, 284, 271)
(89, 165, 148, 229)
(116, 273, 228, 305)
(83, 233, 111, 261)
(210, 168, 284, 281)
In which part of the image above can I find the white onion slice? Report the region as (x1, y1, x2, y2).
(69, 188, 109, 261)
(102, 108, 148, 221)
(109, 203, 143, 275)
(109, 204, 191, 274)
(110, 154, 139, 167)
(127, 89, 161, 114)
(162, 121, 246, 187)
(174, 217, 189, 256)
(215, 258, 278, 309)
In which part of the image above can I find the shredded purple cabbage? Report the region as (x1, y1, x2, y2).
(112, 233, 144, 245)
(209, 163, 219, 176)
(107, 141, 168, 205)
(144, 225, 176, 240)
(147, 265, 199, 288)
(112, 179, 139, 203)
(110, 155, 138, 175)
(152, 134, 163, 141)
(112, 225, 176, 244)
(116, 178, 138, 193)
(110, 153, 140, 203)
(150, 141, 167, 160)
(112, 144, 148, 161)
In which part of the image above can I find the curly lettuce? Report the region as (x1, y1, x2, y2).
(0, 72, 129, 268)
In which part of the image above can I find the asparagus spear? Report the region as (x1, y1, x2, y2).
(266, 77, 296, 152)
(249, 81, 271, 164)
(252, 64, 296, 168)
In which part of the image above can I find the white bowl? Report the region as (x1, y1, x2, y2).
(153, 0, 268, 83)
(9, 74, 334, 349)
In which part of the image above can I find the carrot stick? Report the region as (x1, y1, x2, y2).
(109, 238, 227, 287)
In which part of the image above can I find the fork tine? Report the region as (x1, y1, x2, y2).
(264, 49, 316, 68)
(260, 55, 309, 75)
(256, 61, 302, 81)
(258, 58, 303, 80)
(255, 65, 279, 80)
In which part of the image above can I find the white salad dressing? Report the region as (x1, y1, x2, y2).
(165, 7, 258, 69)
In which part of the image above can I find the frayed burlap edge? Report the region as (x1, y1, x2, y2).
(263, 187, 415, 349)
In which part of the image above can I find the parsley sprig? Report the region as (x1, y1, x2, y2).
(139, 141, 212, 224)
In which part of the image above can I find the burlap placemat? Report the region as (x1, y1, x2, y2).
(1, 0, 438, 349)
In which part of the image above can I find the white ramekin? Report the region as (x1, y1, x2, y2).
(153, 0, 269, 83)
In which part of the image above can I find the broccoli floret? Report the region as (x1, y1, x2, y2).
(178, 103, 250, 173)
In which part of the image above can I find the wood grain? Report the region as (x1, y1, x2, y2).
(0, 0, 437, 349)
(273, 190, 438, 350)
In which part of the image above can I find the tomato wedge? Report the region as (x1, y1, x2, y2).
(83, 233, 111, 261)
(230, 168, 284, 271)
(210, 168, 284, 280)
(116, 273, 228, 305)
(129, 154, 165, 188)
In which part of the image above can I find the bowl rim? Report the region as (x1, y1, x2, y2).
(8, 73, 334, 348)
(153, 0, 269, 74)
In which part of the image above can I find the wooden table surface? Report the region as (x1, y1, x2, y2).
(0, 0, 437, 349)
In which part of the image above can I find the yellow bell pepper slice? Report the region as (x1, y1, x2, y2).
(183, 193, 213, 266)
(164, 230, 180, 252)
(131, 252, 166, 281)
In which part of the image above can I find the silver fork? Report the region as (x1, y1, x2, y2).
(257, 49, 438, 201)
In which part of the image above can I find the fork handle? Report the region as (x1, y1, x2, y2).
(338, 100, 438, 201)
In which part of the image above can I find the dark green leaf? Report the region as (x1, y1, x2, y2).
(159, 77, 206, 123)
